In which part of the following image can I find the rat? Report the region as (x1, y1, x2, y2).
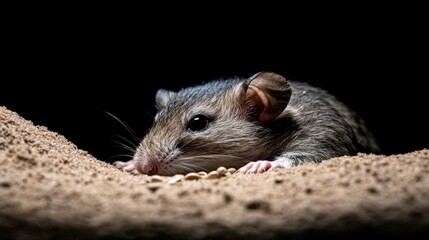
(114, 72, 380, 175)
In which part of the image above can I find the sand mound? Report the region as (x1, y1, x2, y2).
(0, 106, 428, 240)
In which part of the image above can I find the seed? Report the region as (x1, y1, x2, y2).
(147, 183, 162, 192)
(167, 175, 183, 185)
(150, 175, 163, 183)
(184, 173, 201, 181)
(225, 172, 232, 177)
(198, 171, 207, 177)
(206, 171, 219, 179)
(216, 166, 227, 176)
(227, 168, 236, 174)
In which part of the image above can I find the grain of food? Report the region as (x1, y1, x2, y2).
(147, 183, 162, 192)
(216, 167, 227, 176)
(150, 175, 164, 183)
(167, 175, 183, 185)
(184, 173, 201, 181)
(162, 167, 233, 183)
(206, 171, 220, 179)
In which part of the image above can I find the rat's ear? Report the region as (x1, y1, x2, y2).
(243, 72, 292, 125)
(155, 89, 176, 110)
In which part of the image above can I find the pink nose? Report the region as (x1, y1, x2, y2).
(138, 160, 158, 175)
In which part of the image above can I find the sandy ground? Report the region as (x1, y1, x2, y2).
(0, 106, 428, 240)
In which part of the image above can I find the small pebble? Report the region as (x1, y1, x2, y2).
(245, 199, 271, 212)
(274, 177, 284, 184)
(367, 187, 379, 194)
(0, 181, 11, 188)
(223, 192, 233, 203)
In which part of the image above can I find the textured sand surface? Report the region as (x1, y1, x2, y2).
(0, 106, 428, 240)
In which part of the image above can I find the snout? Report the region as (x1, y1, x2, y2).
(135, 159, 159, 175)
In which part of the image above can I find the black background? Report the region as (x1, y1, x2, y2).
(1, 5, 428, 163)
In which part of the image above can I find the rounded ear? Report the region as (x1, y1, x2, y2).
(155, 89, 176, 110)
(244, 72, 292, 125)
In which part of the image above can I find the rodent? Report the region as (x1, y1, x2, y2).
(114, 72, 380, 175)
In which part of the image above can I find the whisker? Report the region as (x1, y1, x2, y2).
(107, 154, 134, 162)
(105, 111, 141, 144)
(175, 137, 194, 150)
(113, 153, 135, 158)
(170, 163, 195, 173)
(163, 167, 175, 176)
(177, 154, 250, 171)
(210, 137, 256, 144)
(179, 154, 243, 162)
(144, 109, 155, 119)
(178, 162, 209, 172)
(114, 134, 138, 148)
(179, 138, 256, 153)
(111, 140, 136, 153)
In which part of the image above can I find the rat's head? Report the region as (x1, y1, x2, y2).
(133, 72, 292, 175)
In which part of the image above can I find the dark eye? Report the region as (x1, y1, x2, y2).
(187, 115, 211, 132)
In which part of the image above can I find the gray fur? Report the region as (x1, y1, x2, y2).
(134, 73, 380, 175)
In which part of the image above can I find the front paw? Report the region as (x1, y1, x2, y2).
(113, 160, 139, 175)
(237, 160, 283, 174)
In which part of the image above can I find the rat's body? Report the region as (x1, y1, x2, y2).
(115, 72, 380, 175)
